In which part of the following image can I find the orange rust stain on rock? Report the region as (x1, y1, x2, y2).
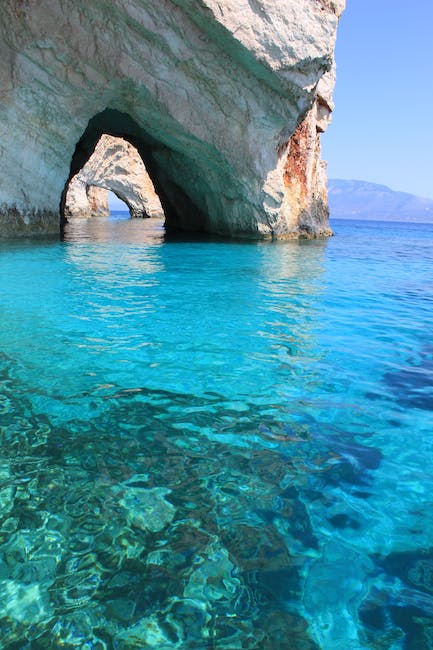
(283, 118, 310, 201)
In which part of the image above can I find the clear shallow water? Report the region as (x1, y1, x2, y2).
(0, 214, 432, 649)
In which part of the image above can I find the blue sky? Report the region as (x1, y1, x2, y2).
(322, 0, 433, 199)
(108, 190, 126, 211)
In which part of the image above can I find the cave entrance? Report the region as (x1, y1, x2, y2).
(107, 190, 130, 217)
(63, 133, 164, 221)
(61, 109, 209, 233)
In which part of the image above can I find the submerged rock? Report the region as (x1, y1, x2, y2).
(115, 481, 176, 533)
(0, 579, 53, 624)
(0, 0, 344, 239)
(384, 344, 433, 410)
(116, 613, 174, 648)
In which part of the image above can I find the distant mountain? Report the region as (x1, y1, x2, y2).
(328, 179, 433, 223)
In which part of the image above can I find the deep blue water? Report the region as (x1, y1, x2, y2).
(0, 214, 432, 649)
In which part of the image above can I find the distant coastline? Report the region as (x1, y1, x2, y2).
(328, 179, 433, 223)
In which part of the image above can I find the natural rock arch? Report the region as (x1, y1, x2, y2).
(61, 109, 211, 233)
(63, 134, 164, 220)
(0, 0, 345, 239)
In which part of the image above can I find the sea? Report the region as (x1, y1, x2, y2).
(0, 213, 432, 649)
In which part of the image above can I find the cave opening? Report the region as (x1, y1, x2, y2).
(61, 109, 209, 234)
(107, 190, 129, 216)
(64, 133, 164, 221)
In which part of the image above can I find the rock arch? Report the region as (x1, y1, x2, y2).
(63, 134, 164, 220)
(61, 107, 238, 236)
(0, 0, 345, 239)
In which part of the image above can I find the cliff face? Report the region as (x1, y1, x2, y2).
(0, 0, 344, 239)
(64, 135, 164, 219)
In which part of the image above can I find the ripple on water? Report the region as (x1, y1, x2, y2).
(0, 218, 432, 648)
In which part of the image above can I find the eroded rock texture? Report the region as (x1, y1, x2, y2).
(64, 135, 164, 219)
(0, 0, 344, 238)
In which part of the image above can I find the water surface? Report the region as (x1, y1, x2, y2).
(0, 215, 432, 649)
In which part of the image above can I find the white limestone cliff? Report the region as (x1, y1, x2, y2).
(64, 135, 164, 219)
(0, 0, 345, 238)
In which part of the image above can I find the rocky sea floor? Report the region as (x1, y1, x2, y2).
(0, 216, 432, 648)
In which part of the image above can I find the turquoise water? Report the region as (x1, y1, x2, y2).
(0, 214, 433, 649)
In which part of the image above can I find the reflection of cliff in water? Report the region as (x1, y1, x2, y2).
(62, 213, 166, 245)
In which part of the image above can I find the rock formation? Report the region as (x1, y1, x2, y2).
(86, 186, 110, 219)
(64, 135, 164, 219)
(0, 0, 345, 239)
